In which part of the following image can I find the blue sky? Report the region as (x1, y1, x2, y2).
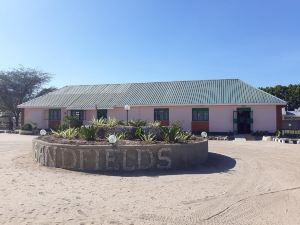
(0, 0, 299, 88)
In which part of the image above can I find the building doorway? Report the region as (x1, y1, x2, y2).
(97, 109, 107, 119)
(48, 109, 61, 130)
(233, 108, 253, 134)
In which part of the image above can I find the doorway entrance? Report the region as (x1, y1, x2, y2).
(233, 108, 253, 134)
(97, 109, 107, 119)
(48, 109, 61, 130)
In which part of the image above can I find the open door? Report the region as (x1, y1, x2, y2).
(97, 109, 107, 119)
(233, 108, 253, 134)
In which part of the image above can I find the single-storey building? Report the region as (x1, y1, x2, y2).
(18, 79, 286, 134)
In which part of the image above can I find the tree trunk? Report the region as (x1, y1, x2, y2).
(14, 112, 20, 129)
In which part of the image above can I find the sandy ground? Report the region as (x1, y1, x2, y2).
(0, 134, 300, 225)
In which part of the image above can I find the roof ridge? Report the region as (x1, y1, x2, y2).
(63, 78, 241, 87)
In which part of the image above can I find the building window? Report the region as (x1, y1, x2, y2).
(97, 109, 107, 119)
(70, 110, 84, 121)
(49, 109, 61, 121)
(154, 108, 169, 121)
(192, 108, 209, 121)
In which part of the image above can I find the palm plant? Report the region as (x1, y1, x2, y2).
(128, 119, 147, 127)
(92, 117, 107, 127)
(79, 125, 97, 141)
(51, 128, 79, 139)
(140, 132, 156, 144)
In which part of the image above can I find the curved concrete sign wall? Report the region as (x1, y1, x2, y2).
(32, 139, 208, 171)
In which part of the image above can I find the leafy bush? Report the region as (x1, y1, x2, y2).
(117, 120, 126, 126)
(160, 122, 191, 143)
(141, 126, 162, 140)
(92, 117, 107, 127)
(128, 119, 147, 127)
(105, 132, 127, 141)
(161, 122, 181, 143)
(21, 123, 33, 131)
(276, 130, 281, 138)
(115, 132, 127, 140)
(135, 127, 143, 138)
(148, 121, 161, 127)
(79, 125, 97, 141)
(175, 131, 192, 143)
(106, 118, 119, 127)
(52, 128, 79, 139)
(62, 116, 82, 128)
(140, 133, 156, 144)
(97, 125, 136, 139)
(57, 123, 68, 131)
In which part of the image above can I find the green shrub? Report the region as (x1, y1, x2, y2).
(96, 125, 136, 140)
(276, 130, 281, 138)
(128, 119, 147, 127)
(52, 128, 79, 139)
(105, 132, 127, 141)
(161, 122, 182, 143)
(141, 126, 162, 140)
(117, 120, 126, 125)
(106, 118, 119, 127)
(21, 123, 33, 131)
(160, 122, 191, 143)
(79, 125, 97, 141)
(116, 132, 127, 140)
(57, 123, 68, 131)
(62, 116, 82, 128)
(140, 132, 156, 144)
(175, 131, 192, 143)
(135, 127, 143, 138)
(92, 117, 107, 127)
(148, 121, 161, 127)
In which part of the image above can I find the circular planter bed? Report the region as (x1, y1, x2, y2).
(32, 138, 208, 171)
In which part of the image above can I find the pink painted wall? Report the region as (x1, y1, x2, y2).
(24, 108, 67, 129)
(108, 106, 192, 130)
(209, 105, 235, 132)
(208, 105, 277, 132)
(24, 105, 278, 132)
(252, 105, 277, 132)
(24, 108, 48, 129)
(108, 105, 277, 132)
(83, 110, 97, 125)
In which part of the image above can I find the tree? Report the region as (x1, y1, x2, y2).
(36, 87, 57, 98)
(0, 66, 52, 127)
(260, 84, 300, 111)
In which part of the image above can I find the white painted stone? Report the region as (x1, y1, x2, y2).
(234, 138, 247, 141)
(262, 136, 272, 141)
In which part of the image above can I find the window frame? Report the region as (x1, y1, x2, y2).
(154, 108, 169, 121)
(49, 109, 61, 121)
(192, 108, 209, 121)
(70, 110, 84, 121)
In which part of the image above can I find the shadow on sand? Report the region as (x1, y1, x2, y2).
(83, 152, 236, 177)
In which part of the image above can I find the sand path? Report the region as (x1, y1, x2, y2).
(0, 134, 300, 225)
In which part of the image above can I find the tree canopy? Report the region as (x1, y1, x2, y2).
(0, 66, 53, 126)
(36, 87, 58, 98)
(260, 84, 300, 111)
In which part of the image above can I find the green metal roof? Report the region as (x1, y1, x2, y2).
(18, 79, 286, 109)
